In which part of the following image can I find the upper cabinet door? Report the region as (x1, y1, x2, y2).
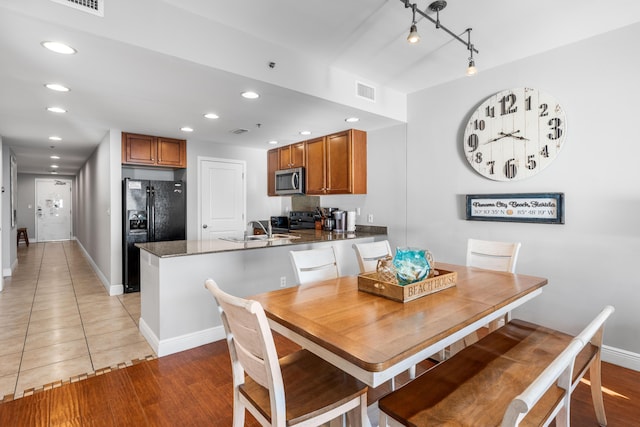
(305, 137, 327, 194)
(122, 133, 156, 165)
(267, 148, 279, 196)
(156, 137, 186, 167)
(289, 142, 305, 168)
(325, 131, 351, 194)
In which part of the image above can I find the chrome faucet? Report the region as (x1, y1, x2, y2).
(247, 220, 272, 239)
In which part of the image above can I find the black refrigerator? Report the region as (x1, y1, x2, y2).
(123, 178, 186, 293)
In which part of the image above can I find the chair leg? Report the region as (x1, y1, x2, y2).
(589, 356, 608, 426)
(555, 404, 570, 427)
(408, 364, 416, 380)
(232, 396, 245, 427)
(379, 411, 388, 427)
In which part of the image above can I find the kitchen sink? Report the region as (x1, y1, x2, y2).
(221, 233, 300, 243)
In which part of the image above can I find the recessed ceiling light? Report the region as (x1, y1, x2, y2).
(345, 117, 360, 123)
(204, 113, 219, 119)
(180, 127, 194, 132)
(45, 83, 70, 92)
(50, 171, 58, 175)
(268, 140, 278, 145)
(47, 107, 67, 113)
(49, 136, 62, 141)
(51, 164, 59, 168)
(299, 131, 312, 136)
(50, 155, 60, 160)
(241, 91, 260, 99)
(41, 41, 77, 55)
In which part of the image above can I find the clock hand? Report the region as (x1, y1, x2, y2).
(484, 132, 509, 144)
(484, 130, 528, 144)
(484, 131, 518, 144)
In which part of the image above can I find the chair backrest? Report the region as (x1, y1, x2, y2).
(204, 279, 286, 424)
(353, 240, 392, 273)
(289, 246, 339, 284)
(466, 238, 522, 273)
(501, 305, 615, 426)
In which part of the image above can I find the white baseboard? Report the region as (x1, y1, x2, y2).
(602, 345, 640, 372)
(3, 258, 18, 277)
(139, 317, 225, 357)
(139, 318, 160, 354)
(73, 238, 122, 295)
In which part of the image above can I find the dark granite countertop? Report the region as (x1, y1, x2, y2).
(136, 226, 387, 258)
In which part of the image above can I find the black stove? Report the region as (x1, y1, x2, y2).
(289, 211, 317, 230)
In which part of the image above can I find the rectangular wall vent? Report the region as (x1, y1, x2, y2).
(230, 128, 249, 135)
(51, 0, 104, 17)
(356, 81, 376, 102)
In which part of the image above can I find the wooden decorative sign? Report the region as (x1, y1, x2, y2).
(466, 193, 564, 224)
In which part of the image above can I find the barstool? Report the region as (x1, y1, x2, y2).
(17, 227, 29, 247)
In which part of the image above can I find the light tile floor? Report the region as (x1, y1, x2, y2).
(0, 241, 155, 400)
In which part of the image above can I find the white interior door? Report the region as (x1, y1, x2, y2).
(36, 178, 72, 242)
(199, 158, 246, 240)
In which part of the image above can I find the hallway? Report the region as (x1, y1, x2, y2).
(0, 241, 155, 401)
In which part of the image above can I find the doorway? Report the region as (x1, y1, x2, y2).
(35, 178, 73, 242)
(198, 157, 246, 240)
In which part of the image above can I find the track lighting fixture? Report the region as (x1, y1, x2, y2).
(466, 28, 477, 76)
(402, 0, 479, 76)
(407, 4, 420, 44)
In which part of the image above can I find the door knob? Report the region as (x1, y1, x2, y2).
(202, 224, 208, 229)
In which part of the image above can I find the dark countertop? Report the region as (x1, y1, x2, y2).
(136, 226, 387, 258)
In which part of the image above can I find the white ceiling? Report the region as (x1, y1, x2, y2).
(1, 0, 639, 175)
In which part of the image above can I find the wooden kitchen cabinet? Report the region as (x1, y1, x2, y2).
(122, 132, 187, 168)
(267, 148, 279, 196)
(305, 129, 367, 195)
(278, 142, 305, 169)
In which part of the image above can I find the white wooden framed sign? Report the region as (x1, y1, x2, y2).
(466, 193, 564, 224)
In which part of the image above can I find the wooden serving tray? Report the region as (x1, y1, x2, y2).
(357, 269, 457, 303)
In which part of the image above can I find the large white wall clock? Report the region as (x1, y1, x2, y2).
(463, 87, 567, 181)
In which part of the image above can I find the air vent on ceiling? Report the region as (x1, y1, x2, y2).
(230, 128, 249, 135)
(356, 81, 376, 102)
(51, 0, 104, 17)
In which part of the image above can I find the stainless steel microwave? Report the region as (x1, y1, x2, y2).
(275, 167, 305, 195)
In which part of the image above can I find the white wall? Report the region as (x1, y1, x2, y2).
(399, 23, 640, 358)
(1, 142, 17, 279)
(75, 129, 122, 294)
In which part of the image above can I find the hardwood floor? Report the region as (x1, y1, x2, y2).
(0, 242, 154, 400)
(0, 334, 638, 426)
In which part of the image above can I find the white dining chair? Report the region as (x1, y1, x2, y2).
(289, 246, 339, 285)
(451, 238, 522, 355)
(353, 240, 392, 273)
(205, 279, 368, 427)
(466, 238, 522, 274)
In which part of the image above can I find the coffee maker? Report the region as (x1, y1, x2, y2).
(333, 210, 346, 233)
(319, 207, 338, 231)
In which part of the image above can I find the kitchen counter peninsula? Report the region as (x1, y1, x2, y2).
(135, 226, 386, 257)
(136, 227, 387, 357)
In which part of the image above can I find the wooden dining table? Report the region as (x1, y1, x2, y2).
(250, 262, 548, 389)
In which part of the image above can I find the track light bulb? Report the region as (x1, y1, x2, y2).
(466, 59, 477, 76)
(407, 24, 420, 44)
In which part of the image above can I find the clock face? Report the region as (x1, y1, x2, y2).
(463, 87, 567, 181)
